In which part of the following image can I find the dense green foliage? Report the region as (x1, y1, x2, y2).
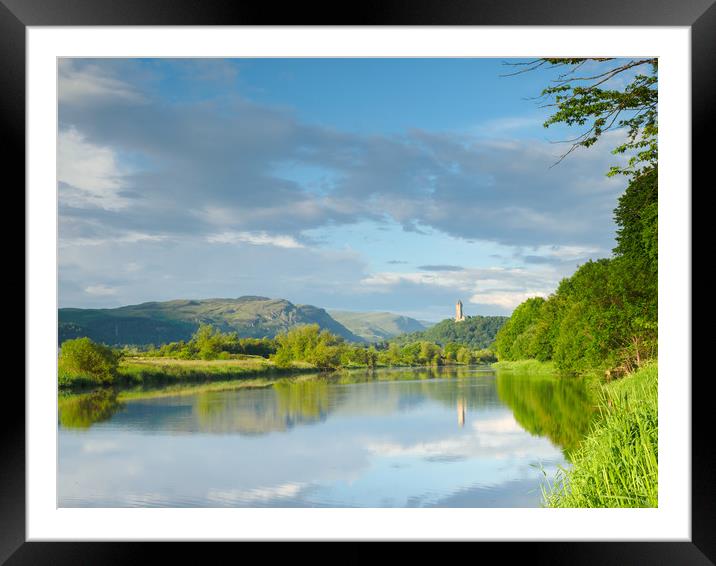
(271, 324, 496, 370)
(59, 296, 364, 346)
(496, 370, 597, 457)
(543, 361, 658, 507)
(58, 337, 120, 387)
(58, 390, 124, 428)
(391, 315, 507, 350)
(494, 169, 657, 373)
(142, 324, 278, 360)
(496, 59, 658, 374)
(58, 323, 496, 391)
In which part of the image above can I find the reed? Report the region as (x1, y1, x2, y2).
(542, 360, 658, 508)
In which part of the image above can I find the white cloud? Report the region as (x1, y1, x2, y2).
(207, 231, 304, 249)
(59, 231, 167, 248)
(58, 128, 130, 211)
(469, 290, 547, 310)
(365, 413, 560, 461)
(84, 284, 118, 296)
(361, 266, 557, 310)
(58, 59, 144, 105)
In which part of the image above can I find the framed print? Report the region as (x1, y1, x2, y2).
(7, 0, 709, 562)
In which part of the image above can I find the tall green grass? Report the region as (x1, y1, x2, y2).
(115, 357, 317, 388)
(491, 359, 557, 374)
(542, 361, 658, 507)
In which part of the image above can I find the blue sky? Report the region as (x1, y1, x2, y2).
(58, 58, 630, 320)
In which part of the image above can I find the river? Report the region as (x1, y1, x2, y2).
(58, 365, 595, 507)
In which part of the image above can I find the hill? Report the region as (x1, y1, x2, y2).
(390, 315, 508, 349)
(328, 310, 427, 342)
(59, 296, 364, 346)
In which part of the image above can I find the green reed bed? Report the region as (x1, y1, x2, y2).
(542, 361, 658, 508)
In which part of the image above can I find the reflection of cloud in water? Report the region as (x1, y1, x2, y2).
(59, 369, 588, 507)
(81, 439, 120, 454)
(363, 412, 561, 465)
(206, 482, 307, 505)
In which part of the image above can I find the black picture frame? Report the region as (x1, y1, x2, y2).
(7, 0, 707, 561)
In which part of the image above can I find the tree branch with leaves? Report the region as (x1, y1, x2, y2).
(505, 57, 658, 177)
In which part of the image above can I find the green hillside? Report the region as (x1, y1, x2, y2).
(328, 310, 427, 342)
(59, 296, 364, 346)
(391, 315, 508, 349)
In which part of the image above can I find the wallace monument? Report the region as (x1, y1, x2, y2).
(455, 300, 466, 322)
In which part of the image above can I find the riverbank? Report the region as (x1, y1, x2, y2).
(542, 360, 658, 508)
(61, 354, 490, 392)
(59, 356, 319, 391)
(491, 359, 558, 374)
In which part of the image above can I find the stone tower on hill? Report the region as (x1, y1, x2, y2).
(455, 300, 466, 322)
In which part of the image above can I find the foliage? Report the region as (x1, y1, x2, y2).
(270, 324, 495, 371)
(391, 315, 507, 350)
(495, 58, 658, 373)
(116, 356, 311, 388)
(494, 298, 545, 360)
(496, 254, 657, 373)
(140, 324, 278, 361)
(273, 324, 346, 369)
(58, 337, 120, 386)
(496, 369, 597, 457)
(58, 390, 124, 428)
(543, 361, 658, 507)
(511, 58, 657, 178)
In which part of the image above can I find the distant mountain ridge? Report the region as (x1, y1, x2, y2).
(59, 296, 365, 346)
(328, 310, 428, 342)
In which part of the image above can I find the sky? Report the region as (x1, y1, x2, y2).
(58, 58, 631, 321)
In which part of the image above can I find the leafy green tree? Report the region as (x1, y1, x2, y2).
(456, 347, 474, 364)
(494, 58, 659, 373)
(272, 324, 346, 369)
(613, 166, 658, 272)
(494, 297, 545, 360)
(58, 337, 120, 384)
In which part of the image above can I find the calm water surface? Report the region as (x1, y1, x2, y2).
(58, 366, 595, 507)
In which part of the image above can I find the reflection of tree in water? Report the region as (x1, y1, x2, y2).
(60, 367, 533, 436)
(195, 368, 503, 435)
(495, 371, 597, 458)
(193, 380, 335, 435)
(58, 390, 125, 429)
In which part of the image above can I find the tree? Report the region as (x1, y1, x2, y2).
(613, 166, 658, 271)
(494, 58, 659, 373)
(58, 337, 120, 384)
(494, 297, 545, 360)
(508, 58, 657, 178)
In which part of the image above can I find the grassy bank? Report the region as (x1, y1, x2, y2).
(60, 356, 319, 391)
(491, 359, 558, 374)
(118, 357, 317, 384)
(542, 360, 658, 508)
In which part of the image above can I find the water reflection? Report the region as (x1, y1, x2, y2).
(58, 390, 125, 429)
(495, 371, 597, 457)
(457, 397, 466, 427)
(58, 366, 595, 507)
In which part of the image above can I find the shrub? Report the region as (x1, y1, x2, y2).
(58, 337, 120, 385)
